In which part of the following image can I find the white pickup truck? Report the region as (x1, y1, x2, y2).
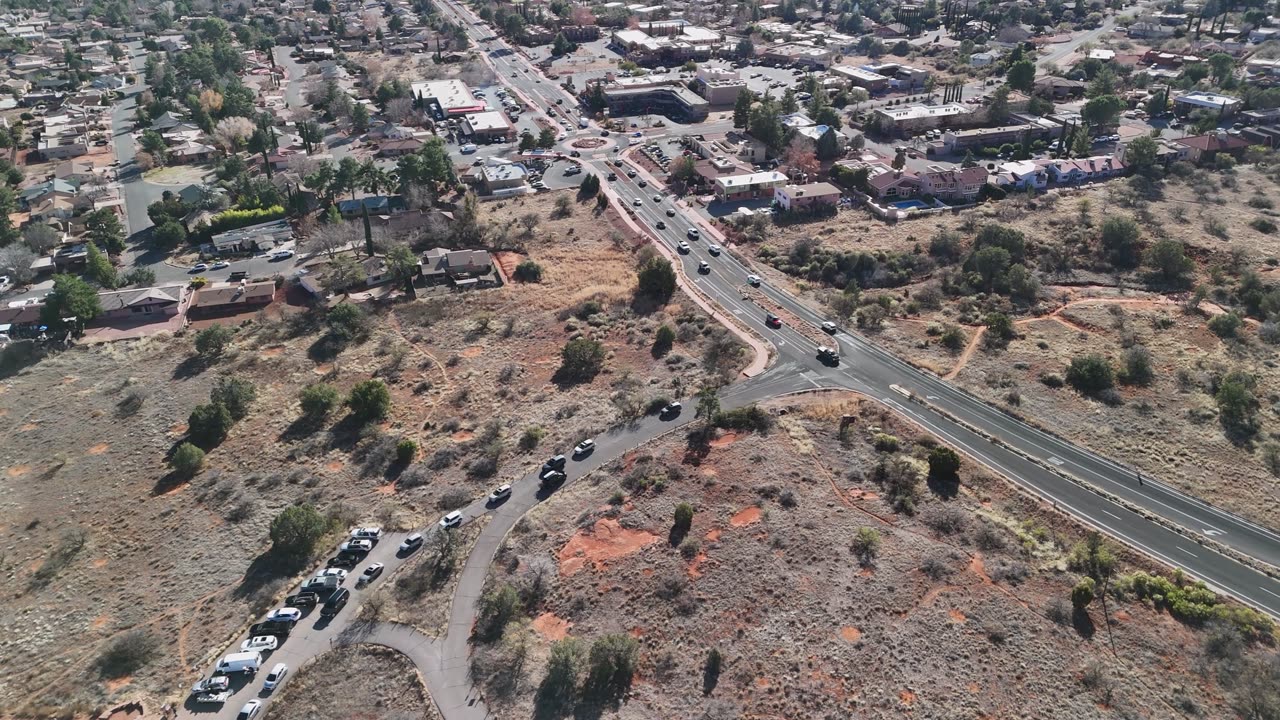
(191, 676, 231, 704)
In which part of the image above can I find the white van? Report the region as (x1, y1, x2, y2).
(217, 651, 264, 675)
(460, 143, 478, 153)
(578, 116, 589, 129)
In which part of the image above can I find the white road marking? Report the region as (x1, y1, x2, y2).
(1178, 547, 1198, 558)
(1047, 456, 1064, 466)
(1259, 586, 1280, 601)
(1203, 528, 1224, 537)
(1102, 510, 1122, 521)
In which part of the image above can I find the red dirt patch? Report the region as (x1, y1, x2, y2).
(900, 690, 917, 707)
(313, 362, 334, 375)
(532, 612, 572, 641)
(451, 430, 475, 442)
(754, 677, 771, 688)
(729, 506, 762, 527)
(325, 460, 345, 472)
(92, 614, 110, 629)
(91, 558, 109, 568)
(168, 422, 188, 435)
(709, 431, 738, 448)
(839, 626, 862, 643)
(704, 528, 721, 542)
(260, 346, 284, 357)
(688, 551, 708, 579)
(558, 518, 659, 576)
(7, 464, 31, 477)
(461, 346, 483, 358)
(949, 608, 967, 623)
(86, 443, 110, 455)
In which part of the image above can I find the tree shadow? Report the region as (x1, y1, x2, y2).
(278, 415, 325, 443)
(702, 662, 721, 696)
(1072, 608, 1096, 639)
(307, 333, 348, 363)
(667, 523, 689, 548)
(683, 425, 713, 467)
(233, 547, 308, 602)
(172, 354, 211, 380)
(629, 293, 667, 316)
(926, 474, 960, 500)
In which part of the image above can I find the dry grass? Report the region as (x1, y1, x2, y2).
(474, 394, 1271, 719)
(267, 645, 438, 720)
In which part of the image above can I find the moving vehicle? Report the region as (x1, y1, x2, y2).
(638, 179, 647, 187)
(656, 220, 666, 229)
(632, 198, 642, 206)
(488, 484, 512, 502)
(460, 143, 478, 153)
(677, 241, 691, 253)
(572, 438, 595, 457)
(818, 346, 840, 365)
(236, 699, 262, 720)
(263, 663, 288, 691)
(357, 563, 384, 587)
(765, 313, 782, 328)
(240, 635, 279, 653)
(708, 245, 722, 256)
(652, 194, 662, 202)
(747, 274, 761, 287)
(189, 263, 208, 273)
(439, 510, 463, 528)
(216, 651, 264, 675)
(687, 228, 700, 240)
(270, 249, 294, 261)
(698, 260, 710, 273)
(210, 261, 230, 270)
(321, 588, 350, 618)
(266, 607, 302, 623)
(660, 401, 682, 417)
(821, 321, 837, 334)
(666, 208, 676, 217)
(579, 116, 589, 128)
(399, 533, 424, 554)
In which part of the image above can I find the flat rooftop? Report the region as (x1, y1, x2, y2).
(876, 102, 970, 121)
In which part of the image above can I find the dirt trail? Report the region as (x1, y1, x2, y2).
(942, 327, 985, 381)
(386, 310, 452, 447)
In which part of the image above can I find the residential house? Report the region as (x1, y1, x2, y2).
(1033, 76, 1086, 100)
(0, 302, 45, 337)
(774, 182, 842, 211)
(420, 248, 494, 286)
(1116, 136, 1182, 167)
(210, 219, 293, 254)
(187, 281, 275, 318)
(148, 111, 188, 132)
(714, 170, 787, 201)
(54, 159, 98, 186)
(1173, 132, 1250, 164)
(19, 178, 76, 209)
(867, 170, 921, 199)
(95, 285, 184, 321)
(168, 142, 218, 164)
(377, 138, 425, 158)
(1040, 155, 1127, 183)
(36, 135, 88, 160)
(919, 166, 988, 202)
(337, 195, 407, 219)
(989, 160, 1048, 190)
(1126, 22, 1178, 39)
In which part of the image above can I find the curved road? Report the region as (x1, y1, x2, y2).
(178, 6, 1280, 720)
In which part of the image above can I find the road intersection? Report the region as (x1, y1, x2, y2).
(177, 7, 1280, 719)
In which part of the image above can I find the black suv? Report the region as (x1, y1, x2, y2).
(284, 592, 318, 609)
(321, 589, 350, 619)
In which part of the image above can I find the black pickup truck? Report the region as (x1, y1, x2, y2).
(284, 591, 319, 609)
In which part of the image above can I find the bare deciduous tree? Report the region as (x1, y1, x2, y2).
(307, 221, 362, 259)
(213, 116, 255, 154)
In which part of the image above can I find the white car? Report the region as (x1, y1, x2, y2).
(270, 250, 294, 261)
(339, 538, 373, 553)
(399, 533, 424, 553)
(190, 263, 209, 273)
(266, 608, 302, 623)
(708, 244, 722, 255)
(821, 321, 838, 334)
(632, 198, 642, 206)
(747, 274, 761, 287)
(210, 261, 230, 270)
(236, 700, 262, 720)
(698, 260, 710, 273)
(677, 241, 691, 253)
(440, 510, 463, 528)
(488, 484, 512, 502)
(573, 438, 595, 457)
(263, 663, 288, 691)
(314, 568, 348, 582)
(350, 527, 383, 540)
(240, 636, 279, 652)
(358, 562, 385, 586)
(687, 228, 701, 240)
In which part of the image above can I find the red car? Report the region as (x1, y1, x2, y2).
(765, 313, 782, 328)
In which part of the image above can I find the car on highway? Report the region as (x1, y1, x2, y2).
(698, 260, 710, 274)
(236, 699, 262, 720)
(607, 172, 617, 180)
(656, 220, 666, 229)
(677, 241, 691, 253)
(626, 170, 637, 178)
(270, 249, 294, 261)
(573, 438, 595, 457)
(652, 194, 662, 202)
(488, 483, 512, 502)
(210, 261, 230, 270)
(638, 179, 647, 187)
(339, 538, 373, 554)
(351, 527, 383, 540)
(747, 274, 761, 287)
(262, 663, 288, 691)
(632, 198, 642, 206)
(632, 131, 643, 137)
(315, 567, 348, 582)
(357, 563, 384, 587)
(708, 244, 722, 255)
(665, 207, 676, 217)
(240, 636, 279, 652)
(266, 608, 302, 623)
(189, 263, 208, 273)
(399, 533, 424, 554)
(600, 129, 609, 136)
(821, 321, 837, 334)
(818, 346, 840, 365)
(687, 228, 700, 240)
(440, 510, 463, 528)
(765, 313, 782, 328)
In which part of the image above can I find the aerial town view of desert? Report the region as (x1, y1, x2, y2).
(1, 0, 1279, 717)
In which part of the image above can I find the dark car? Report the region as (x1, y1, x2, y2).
(321, 588, 350, 618)
(543, 455, 567, 473)
(539, 469, 567, 490)
(248, 620, 293, 638)
(765, 313, 782, 328)
(283, 592, 318, 609)
(328, 553, 360, 569)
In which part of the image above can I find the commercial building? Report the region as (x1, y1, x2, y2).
(861, 62, 929, 90)
(601, 80, 709, 122)
(941, 120, 1060, 153)
(873, 102, 972, 136)
(609, 25, 721, 64)
(714, 170, 787, 201)
(829, 65, 890, 92)
(761, 43, 833, 69)
(774, 182, 842, 211)
(461, 110, 516, 141)
(479, 163, 528, 194)
(411, 79, 486, 119)
(694, 67, 747, 105)
(1173, 91, 1242, 117)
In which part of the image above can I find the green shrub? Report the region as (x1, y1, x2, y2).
(475, 583, 521, 642)
(188, 402, 233, 448)
(347, 379, 391, 422)
(1117, 571, 1275, 639)
(851, 527, 880, 565)
(714, 405, 772, 433)
(585, 634, 639, 699)
(1071, 577, 1096, 610)
(327, 303, 370, 341)
(652, 324, 676, 356)
(518, 426, 545, 451)
(557, 338, 606, 383)
(673, 502, 694, 531)
(269, 503, 329, 559)
(872, 433, 899, 452)
(205, 205, 285, 235)
(299, 383, 340, 420)
(396, 439, 418, 464)
(513, 260, 544, 282)
(194, 324, 233, 358)
(1207, 312, 1243, 339)
(927, 446, 961, 479)
(940, 325, 967, 351)
(211, 376, 256, 421)
(170, 442, 205, 477)
(96, 630, 158, 678)
(1066, 355, 1115, 395)
(1250, 218, 1278, 235)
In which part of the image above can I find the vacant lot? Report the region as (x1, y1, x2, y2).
(723, 163, 1280, 526)
(0, 191, 741, 715)
(472, 394, 1277, 719)
(267, 645, 438, 720)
